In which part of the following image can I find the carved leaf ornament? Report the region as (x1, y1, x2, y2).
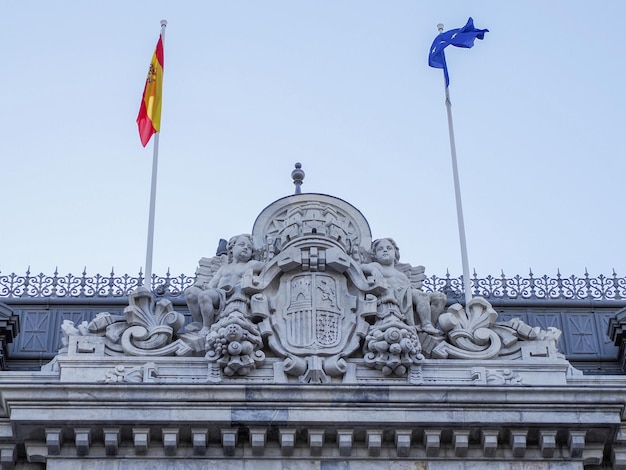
(121, 287, 190, 356)
(434, 297, 502, 359)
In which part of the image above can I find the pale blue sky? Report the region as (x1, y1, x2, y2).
(2, 1, 624, 279)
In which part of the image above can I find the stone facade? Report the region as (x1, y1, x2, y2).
(0, 192, 625, 469)
(0, 304, 18, 371)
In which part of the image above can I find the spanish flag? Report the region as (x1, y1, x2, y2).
(137, 35, 164, 147)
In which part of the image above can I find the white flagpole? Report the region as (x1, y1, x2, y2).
(144, 19, 167, 290)
(438, 23, 472, 303)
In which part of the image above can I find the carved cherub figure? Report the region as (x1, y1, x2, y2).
(361, 237, 446, 335)
(184, 234, 264, 335)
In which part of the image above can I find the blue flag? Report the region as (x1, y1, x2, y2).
(428, 17, 488, 87)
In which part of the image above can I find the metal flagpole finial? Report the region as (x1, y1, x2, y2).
(160, 20, 168, 27)
(291, 162, 305, 194)
(437, 23, 444, 33)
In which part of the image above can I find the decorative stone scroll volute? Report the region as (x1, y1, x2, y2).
(52, 192, 571, 386)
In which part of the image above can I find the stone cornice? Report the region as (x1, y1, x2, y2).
(0, 383, 622, 467)
(1, 383, 624, 420)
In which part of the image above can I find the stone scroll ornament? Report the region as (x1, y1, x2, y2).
(85, 287, 192, 357)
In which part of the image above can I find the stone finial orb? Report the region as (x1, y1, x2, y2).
(291, 163, 305, 194)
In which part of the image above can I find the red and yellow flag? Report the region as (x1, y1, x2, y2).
(136, 36, 164, 147)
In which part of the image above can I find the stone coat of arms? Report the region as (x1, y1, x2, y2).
(55, 193, 567, 387)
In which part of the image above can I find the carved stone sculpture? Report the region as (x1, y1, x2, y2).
(87, 287, 191, 357)
(50, 193, 570, 387)
(184, 234, 264, 335)
(361, 237, 447, 335)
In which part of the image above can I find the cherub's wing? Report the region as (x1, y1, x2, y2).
(194, 255, 228, 287)
(396, 262, 426, 290)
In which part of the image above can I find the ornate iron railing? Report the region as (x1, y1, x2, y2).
(426, 270, 625, 302)
(1, 269, 625, 302)
(0, 269, 189, 299)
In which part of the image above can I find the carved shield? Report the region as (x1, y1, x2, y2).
(263, 270, 361, 358)
(285, 273, 343, 349)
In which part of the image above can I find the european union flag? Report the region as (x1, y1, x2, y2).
(428, 17, 488, 87)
